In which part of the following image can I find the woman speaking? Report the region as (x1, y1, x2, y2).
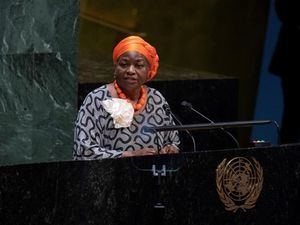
(74, 36, 180, 159)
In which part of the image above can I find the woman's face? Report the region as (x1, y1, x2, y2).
(114, 51, 150, 92)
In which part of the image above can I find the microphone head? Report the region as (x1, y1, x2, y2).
(181, 101, 192, 109)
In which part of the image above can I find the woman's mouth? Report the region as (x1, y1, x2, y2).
(124, 77, 138, 84)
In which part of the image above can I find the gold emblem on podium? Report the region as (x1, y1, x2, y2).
(216, 157, 263, 212)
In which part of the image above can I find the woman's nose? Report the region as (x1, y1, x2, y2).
(127, 64, 135, 74)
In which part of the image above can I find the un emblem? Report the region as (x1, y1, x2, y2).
(216, 157, 263, 212)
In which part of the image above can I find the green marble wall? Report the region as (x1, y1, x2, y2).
(0, 0, 79, 165)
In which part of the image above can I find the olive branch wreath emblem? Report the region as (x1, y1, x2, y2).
(216, 157, 263, 212)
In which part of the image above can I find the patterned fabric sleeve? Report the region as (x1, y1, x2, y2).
(163, 105, 181, 150)
(73, 92, 123, 160)
(153, 90, 180, 150)
(164, 118, 180, 149)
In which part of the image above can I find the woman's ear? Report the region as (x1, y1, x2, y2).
(147, 71, 151, 80)
(113, 67, 117, 79)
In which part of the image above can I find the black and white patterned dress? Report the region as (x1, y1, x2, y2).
(73, 85, 180, 160)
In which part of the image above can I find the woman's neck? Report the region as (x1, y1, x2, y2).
(123, 88, 140, 101)
(112, 82, 141, 101)
(111, 82, 147, 112)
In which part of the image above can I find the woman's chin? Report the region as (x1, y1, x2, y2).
(123, 81, 141, 89)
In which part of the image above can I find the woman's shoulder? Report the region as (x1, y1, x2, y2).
(81, 84, 111, 106)
(147, 86, 167, 104)
(147, 86, 165, 97)
(86, 84, 110, 100)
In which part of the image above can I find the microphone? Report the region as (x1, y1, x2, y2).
(181, 101, 240, 148)
(163, 104, 197, 152)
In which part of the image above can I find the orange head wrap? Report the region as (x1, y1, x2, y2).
(113, 36, 159, 81)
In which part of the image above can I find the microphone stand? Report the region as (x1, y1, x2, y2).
(181, 101, 281, 146)
(148, 120, 273, 132)
(189, 107, 241, 149)
(164, 104, 197, 152)
(271, 120, 281, 145)
(149, 120, 281, 147)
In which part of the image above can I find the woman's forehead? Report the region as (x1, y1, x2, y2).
(118, 51, 148, 61)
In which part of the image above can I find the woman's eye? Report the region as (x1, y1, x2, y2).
(119, 62, 128, 67)
(136, 64, 144, 68)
